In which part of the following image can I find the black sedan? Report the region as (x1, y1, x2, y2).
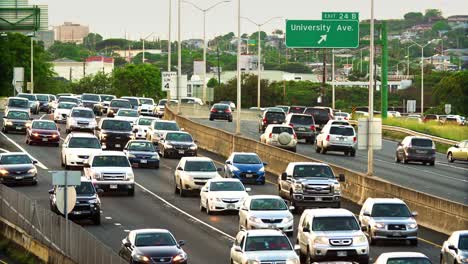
(1, 110, 32, 134)
(209, 103, 232, 122)
(158, 131, 198, 158)
(119, 229, 187, 264)
(0, 152, 38, 185)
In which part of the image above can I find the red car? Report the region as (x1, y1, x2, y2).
(26, 120, 61, 147)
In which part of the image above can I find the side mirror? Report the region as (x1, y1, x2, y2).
(177, 167, 183, 171)
(448, 245, 458, 253)
(454, 144, 459, 148)
(32, 160, 38, 164)
(289, 206, 295, 211)
(178, 240, 185, 247)
(226, 160, 232, 165)
(302, 227, 310, 233)
(263, 162, 268, 166)
(245, 187, 251, 192)
(97, 189, 104, 194)
(132, 128, 138, 133)
(281, 172, 287, 181)
(123, 147, 128, 151)
(361, 226, 368, 232)
(216, 167, 223, 172)
(48, 189, 54, 194)
(124, 241, 131, 247)
(233, 245, 242, 252)
(363, 212, 371, 217)
(338, 174, 345, 182)
(411, 211, 418, 217)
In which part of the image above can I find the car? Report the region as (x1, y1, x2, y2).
(258, 109, 286, 133)
(321, 119, 351, 131)
(99, 94, 116, 115)
(230, 229, 300, 264)
(220, 100, 236, 111)
(65, 107, 97, 133)
(80, 93, 101, 115)
(279, 162, 345, 210)
(359, 198, 418, 246)
(224, 152, 267, 185)
(155, 99, 169, 117)
(115, 109, 140, 124)
(181, 97, 203, 105)
(440, 230, 468, 264)
(424, 114, 439, 122)
(238, 195, 294, 235)
(158, 131, 198, 158)
(26, 120, 60, 146)
(138, 97, 156, 116)
(57, 95, 81, 106)
(296, 208, 369, 263)
(275, 105, 290, 113)
(444, 115, 464, 125)
(355, 110, 369, 117)
(395, 136, 436, 165)
(334, 111, 351, 120)
(0, 152, 38, 185)
(83, 151, 135, 196)
(284, 113, 316, 144)
(260, 124, 297, 152)
(17, 93, 40, 114)
(49, 177, 102, 225)
(304, 107, 334, 131)
(209, 103, 233, 122)
(174, 157, 221, 196)
(375, 252, 431, 264)
(406, 114, 423, 123)
(56, 93, 74, 98)
(95, 118, 135, 151)
(447, 140, 468, 163)
(121, 96, 142, 111)
(48, 94, 58, 110)
(34, 94, 53, 113)
(5, 97, 30, 115)
(289, 105, 306, 114)
(107, 99, 132, 117)
(61, 133, 102, 169)
(265, 107, 285, 113)
(53, 102, 77, 123)
(200, 178, 250, 214)
(316, 124, 357, 156)
(119, 229, 187, 264)
(133, 116, 159, 140)
(123, 140, 160, 169)
(147, 120, 180, 145)
(387, 111, 402, 118)
(1, 110, 31, 134)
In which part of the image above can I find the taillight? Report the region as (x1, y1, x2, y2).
(345, 117, 349, 120)
(269, 133, 272, 138)
(293, 133, 297, 139)
(289, 124, 294, 128)
(326, 135, 330, 141)
(225, 109, 231, 113)
(353, 136, 357, 143)
(310, 125, 315, 131)
(263, 118, 267, 124)
(210, 109, 217, 113)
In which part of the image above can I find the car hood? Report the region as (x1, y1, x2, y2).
(5, 118, 28, 124)
(55, 109, 71, 115)
(249, 210, 292, 219)
(70, 117, 95, 123)
(209, 191, 248, 199)
(135, 245, 182, 257)
(65, 148, 102, 156)
(243, 250, 297, 261)
(370, 217, 416, 225)
(92, 166, 132, 173)
(166, 141, 194, 146)
(293, 178, 338, 185)
(184, 171, 219, 178)
(232, 163, 264, 172)
(0, 164, 35, 172)
(313, 230, 363, 237)
(76, 194, 98, 201)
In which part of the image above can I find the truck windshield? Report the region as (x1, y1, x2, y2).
(92, 156, 130, 167)
(110, 100, 131, 108)
(8, 99, 29, 108)
(102, 120, 132, 131)
(312, 216, 360, 231)
(293, 165, 334, 178)
(68, 137, 101, 149)
(75, 182, 96, 196)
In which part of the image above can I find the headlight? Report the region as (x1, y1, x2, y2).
(0, 169, 9, 176)
(173, 253, 187, 262)
(374, 222, 385, 229)
(313, 236, 329, 245)
(333, 183, 341, 194)
(90, 120, 97, 126)
(150, 155, 159, 159)
(88, 199, 98, 204)
(283, 215, 294, 223)
(408, 223, 418, 229)
(210, 197, 222, 202)
(286, 258, 300, 264)
(248, 216, 263, 224)
(126, 172, 134, 180)
(354, 235, 367, 244)
(27, 168, 37, 174)
(231, 166, 240, 172)
(5, 121, 12, 126)
(165, 143, 173, 149)
(93, 172, 102, 180)
(189, 144, 197, 150)
(293, 183, 303, 192)
(259, 166, 265, 172)
(134, 254, 150, 262)
(101, 133, 107, 139)
(128, 154, 136, 158)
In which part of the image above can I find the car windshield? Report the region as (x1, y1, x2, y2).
(371, 203, 412, 217)
(276, 106, 289, 112)
(304, 108, 329, 117)
(459, 235, 468, 250)
(81, 94, 100, 102)
(330, 126, 354, 136)
(138, 118, 154, 126)
(101, 95, 115, 101)
(58, 102, 76, 109)
(293, 165, 334, 178)
(36, 95, 49, 101)
(75, 182, 96, 196)
(265, 112, 285, 119)
(335, 112, 347, 117)
(411, 138, 433, 148)
(213, 104, 229, 110)
(117, 110, 138, 117)
(110, 100, 131, 108)
(271, 127, 293, 134)
(154, 122, 179, 131)
(250, 198, 287, 211)
(18, 94, 36, 101)
(32, 121, 57, 130)
(245, 236, 292, 252)
(6, 111, 29, 120)
(123, 98, 139, 106)
(140, 98, 154, 105)
(290, 115, 313, 125)
(312, 216, 360, 231)
(387, 258, 432, 264)
(134, 232, 176, 247)
(68, 137, 101, 149)
(0, 154, 32, 164)
(210, 181, 244, 191)
(71, 109, 95, 118)
(128, 142, 155, 152)
(92, 156, 129, 167)
(289, 107, 305, 113)
(166, 133, 193, 142)
(8, 99, 29, 108)
(102, 120, 132, 131)
(184, 161, 216, 172)
(59, 97, 78, 103)
(158, 100, 167, 106)
(233, 154, 261, 164)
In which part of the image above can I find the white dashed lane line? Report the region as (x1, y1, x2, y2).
(0, 132, 48, 169)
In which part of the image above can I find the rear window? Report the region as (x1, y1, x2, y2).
(140, 98, 154, 105)
(154, 122, 179, 131)
(59, 97, 79, 104)
(312, 216, 360, 231)
(101, 95, 115, 101)
(58, 102, 76, 109)
(32, 121, 57, 130)
(289, 107, 305, 113)
(265, 112, 285, 119)
(329, 126, 354, 136)
(18, 94, 36, 101)
(8, 99, 28, 108)
(411, 138, 433, 147)
(81, 94, 100, 102)
(304, 108, 329, 117)
(290, 115, 313, 125)
(101, 120, 132, 131)
(123, 98, 139, 106)
(36, 95, 49, 101)
(272, 127, 293, 134)
(110, 100, 131, 108)
(213, 104, 229, 110)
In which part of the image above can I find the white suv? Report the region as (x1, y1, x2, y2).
(174, 157, 221, 196)
(297, 208, 369, 263)
(84, 151, 135, 196)
(316, 124, 357, 156)
(147, 120, 180, 145)
(61, 133, 102, 169)
(133, 116, 158, 139)
(66, 107, 97, 133)
(260, 124, 297, 152)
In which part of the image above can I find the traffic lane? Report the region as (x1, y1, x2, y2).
(192, 118, 468, 203)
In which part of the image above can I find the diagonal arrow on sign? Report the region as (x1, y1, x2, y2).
(317, 34, 327, 44)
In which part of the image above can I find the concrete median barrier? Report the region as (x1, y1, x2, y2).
(165, 106, 468, 235)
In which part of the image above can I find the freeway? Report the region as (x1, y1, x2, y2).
(190, 117, 468, 205)
(0, 112, 449, 263)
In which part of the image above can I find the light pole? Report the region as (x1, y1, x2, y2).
(141, 32, 156, 63)
(182, 0, 230, 104)
(167, 0, 172, 100)
(409, 39, 434, 115)
(28, 32, 35, 94)
(241, 16, 283, 108)
(177, 0, 182, 114)
(368, 0, 375, 176)
(236, 0, 241, 134)
(406, 44, 416, 79)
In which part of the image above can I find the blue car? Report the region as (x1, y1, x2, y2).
(224, 152, 267, 184)
(123, 140, 160, 169)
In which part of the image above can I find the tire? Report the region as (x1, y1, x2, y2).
(179, 181, 186, 197)
(429, 161, 435, 166)
(320, 145, 327, 154)
(447, 152, 454, 163)
(92, 214, 101, 225)
(206, 201, 212, 215)
(174, 179, 179, 194)
(395, 154, 400, 163)
(369, 231, 377, 245)
(209, 117, 214, 121)
(315, 144, 321, 153)
(350, 150, 356, 157)
(410, 239, 418, 246)
(200, 201, 205, 211)
(228, 118, 232, 122)
(128, 188, 135, 196)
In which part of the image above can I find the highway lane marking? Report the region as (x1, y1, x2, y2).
(114, 223, 122, 226)
(135, 182, 235, 241)
(105, 216, 112, 220)
(39, 114, 46, 120)
(0, 132, 48, 170)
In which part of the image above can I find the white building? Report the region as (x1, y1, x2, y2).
(52, 56, 114, 81)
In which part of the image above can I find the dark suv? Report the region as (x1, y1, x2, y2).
(209, 103, 232, 122)
(289, 106, 306, 114)
(395, 136, 436, 166)
(108, 99, 132, 117)
(304, 107, 334, 131)
(49, 178, 102, 225)
(81, 93, 102, 114)
(96, 118, 135, 150)
(284, 113, 316, 144)
(258, 110, 286, 133)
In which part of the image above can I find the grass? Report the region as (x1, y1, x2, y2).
(0, 238, 44, 264)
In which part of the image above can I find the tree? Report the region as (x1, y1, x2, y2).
(432, 71, 468, 115)
(83, 33, 103, 50)
(207, 78, 218, 88)
(424, 9, 442, 21)
(112, 64, 162, 98)
(432, 20, 451, 32)
(49, 42, 92, 61)
(273, 29, 283, 35)
(70, 72, 112, 94)
(249, 31, 267, 41)
(403, 12, 424, 25)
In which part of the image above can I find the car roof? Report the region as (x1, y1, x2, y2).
(112, 98, 130, 101)
(452, 230, 468, 236)
(132, 229, 172, 235)
(155, 120, 176, 123)
(59, 96, 77, 99)
(117, 108, 138, 112)
(181, 157, 213, 162)
(365, 198, 406, 205)
(243, 229, 286, 237)
(0, 152, 29, 156)
(303, 208, 354, 217)
(32, 119, 55, 123)
(266, 124, 292, 128)
(305, 106, 331, 110)
(69, 132, 98, 138)
(138, 116, 158, 120)
(94, 151, 126, 156)
(8, 97, 28, 101)
(208, 178, 242, 183)
(287, 113, 311, 117)
(6, 109, 30, 113)
(378, 252, 428, 258)
(71, 106, 93, 111)
(249, 195, 283, 200)
(288, 162, 330, 167)
(231, 152, 258, 156)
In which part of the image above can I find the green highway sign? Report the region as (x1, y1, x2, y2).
(285, 20, 359, 48)
(322, 12, 359, 21)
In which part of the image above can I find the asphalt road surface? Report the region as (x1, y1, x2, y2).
(190, 118, 468, 205)
(0, 112, 450, 263)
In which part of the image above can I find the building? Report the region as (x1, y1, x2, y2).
(54, 22, 89, 44)
(52, 56, 114, 81)
(447, 15, 468, 29)
(187, 75, 214, 102)
(182, 39, 204, 49)
(193, 61, 205, 76)
(36, 30, 54, 49)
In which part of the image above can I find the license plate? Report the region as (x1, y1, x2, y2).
(73, 211, 81, 215)
(245, 174, 253, 178)
(297, 127, 305, 131)
(16, 127, 22, 130)
(42, 138, 48, 142)
(272, 121, 278, 123)
(227, 204, 235, 209)
(116, 137, 121, 139)
(218, 111, 223, 113)
(391, 232, 402, 236)
(416, 150, 426, 154)
(337, 251, 347, 257)
(316, 197, 322, 201)
(110, 185, 118, 189)
(140, 159, 147, 164)
(115, 144, 121, 148)
(178, 150, 184, 154)
(268, 225, 276, 229)
(15, 176, 23, 180)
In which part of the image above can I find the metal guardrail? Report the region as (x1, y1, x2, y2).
(0, 185, 126, 264)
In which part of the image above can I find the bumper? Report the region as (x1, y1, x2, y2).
(54, 115, 68, 122)
(210, 113, 232, 120)
(295, 132, 315, 140)
(311, 245, 369, 260)
(66, 155, 90, 166)
(66, 206, 100, 219)
(128, 158, 159, 168)
(164, 149, 197, 157)
(69, 125, 96, 132)
(207, 200, 243, 212)
(324, 144, 356, 152)
(3, 125, 27, 133)
(406, 154, 435, 162)
(248, 221, 294, 233)
(140, 109, 154, 116)
(155, 111, 164, 117)
(93, 181, 135, 192)
(372, 229, 418, 240)
(101, 139, 131, 150)
(292, 194, 341, 207)
(233, 172, 265, 184)
(29, 136, 60, 144)
(0, 175, 37, 185)
(266, 140, 297, 150)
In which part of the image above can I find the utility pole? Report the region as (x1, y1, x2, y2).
(217, 46, 221, 86)
(177, 0, 181, 114)
(30, 34, 34, 94)
(332, 49, 335, 109)
(368, 0, 375, 176)
(321, 49, 327, 106)
(409, 39, 433, 115)
(168, 0, 172, 100)
(381, 22, 388, 119)
(236, 0, 241, 134)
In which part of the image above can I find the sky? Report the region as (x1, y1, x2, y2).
(30, 0, 468, 40)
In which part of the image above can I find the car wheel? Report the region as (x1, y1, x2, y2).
(209, 117, 214, 121)
(395, 154, 400, 163)
(92, 214, 101, 225)
(128, 189, 135, 196)
(174, 179, 179, 194)
(315, 144, 321, 153)
(206, 202, 212, 215)
(369, 232, 377, 245)
(320, 146, 327, 154)
(447, 152, 454, 163)
(429, 161, 435, 166)
(200, 200, 204, 211)
(350, 150, 356, 157)
(179, 181, 186, 197)
(410, 239, 418, 246)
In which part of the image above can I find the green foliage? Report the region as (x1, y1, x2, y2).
(432, 71, 468, 115)
(70, 72, 112, 94)
(95, 38, 129, 51)
(424, 9, 442, 21)
(48, 42, 92, 61)
(207, 78, 218, 88)
(403, 12, 424, 26)
(112, 64, 162, 98)
(432, 20, 451, 32)
(249, 31, 267, 41)
(83, 33, 103, 50)
(383, 118, 467, 141)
